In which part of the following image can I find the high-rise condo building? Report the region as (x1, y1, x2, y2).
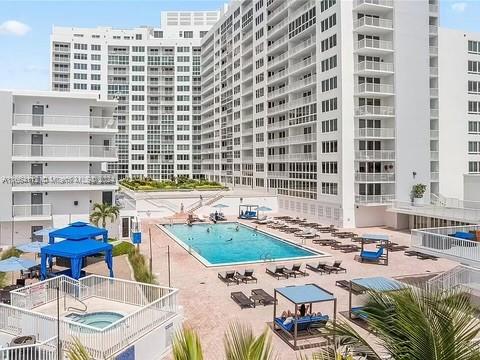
(200, 0, 439, 227)
(0, 90, 117, 245)
(50, 11, 220, 181)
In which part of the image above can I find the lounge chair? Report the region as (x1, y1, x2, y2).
(335, 280, 364, 295)
(251, 289, 276, 306)
(284, 263, 308, 278)
(218, 271, 239, 286)
(274, 314, 329, 334)
(231, 291, 255, 309)
(312, 238, 337, 246)
(306, 262, 329, 274)
(359, 247, 384, 262)
(322, 260, 346, 274)
(235, 269, 258, 284)
(266, 265, 289, 279)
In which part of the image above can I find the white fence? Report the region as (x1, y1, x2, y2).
(10, 275, 179, 359)
(0, 336, 57, 360)
(427, 265, 480, 292)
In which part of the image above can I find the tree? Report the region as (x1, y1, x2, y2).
(89, 203, 120, 229)
(172, 322, 276, 360)
(65, 338, 91, 360)
(315, 287, 480, 360)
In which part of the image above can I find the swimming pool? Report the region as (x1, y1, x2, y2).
(162, 222, 327, 266)
(66, 311, 124, 329)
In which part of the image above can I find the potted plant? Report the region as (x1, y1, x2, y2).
(411, 183, 427, 206)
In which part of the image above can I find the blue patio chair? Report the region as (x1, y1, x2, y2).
(359, 247, 384, 262)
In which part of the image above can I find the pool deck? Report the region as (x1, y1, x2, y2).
(138, 216, 457, 359)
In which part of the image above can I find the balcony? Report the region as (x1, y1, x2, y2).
(355, 172, 395, 182)
(354, 39, 394, 55)
(267, 1, 288, 23)
(430, 151, 439, 160)
(355, 194, 394, 205)
(267, 18, 288, 38)
(430, 129, 439, 139)
(355, 150, 396, 160)
(353, 17, 393, 34)
(289, 36, 316, 56)
(290, 75, 317, 92)
(429, 4, 439, 13)
(355, 105, 395, 117)
(429, 25, 438, 35)
(267, 133, 316, 146)
(431, 171, 439, 181)
(289, 56, 316, 75)
(289, 0, 316, 21)
(10, 174, 117, 191)
(13, 114, 117, 132)
(430, 109, 439, 118)
(12, 144, 117, 161)
(353, 0, 393, 12)
(12, 204, 52, 220)
(355, 83, 394, 96)
(267, 35, 288, 54)
(430, 66, 439, 77)
(267, 171, 289, 178)
(429, 46, 438, 56)
(355, 61, 394, 75)
(430, 88, 439, 97)
(290, 153, 316, 161)
(355, 127, 395, 138)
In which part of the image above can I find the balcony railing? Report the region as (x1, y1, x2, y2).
(354, 39, 393, 52)
(289, 36, 316, 55)
(12, 144, 117, 159)
(355, 105, 395, 116)
(12, 204, 52, 218)
(355, 127, 395, 138)
(430, 129, 439, 139)
(355, 83, 394, 95)
(267, 171, 290, 178)
(429, 4, 439, 13)
(355, 172, 395, 182)
(431, 171, 439, 181)
(290, 153, 316, 161)
(355, 194, 394, 204)
(353, 17, 393, 30)
(430, 66, 438, 76)
(355, 60, 394, 74)
(430, 151, 439, 160)
(13, 114, 117, 130)
(353, 0, 393, 8)
(9, 174, 117, 188)
(430, 88, 439, 97)
(355, 150, 396, 160)
(429, 25, 438, 35)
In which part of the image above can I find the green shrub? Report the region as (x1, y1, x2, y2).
(112, 241, 135, 257)
(127, 248, 156, 284)
(0, 247, 23, 288)
(120, 177, 224, 191)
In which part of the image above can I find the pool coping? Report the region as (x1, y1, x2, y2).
(157, 221, 331, 268)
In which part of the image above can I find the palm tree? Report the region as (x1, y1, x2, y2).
(89, 202, 120, 228)
(65, 337, 91, 360)
(172, 322, 275, 360)
(314, 286, 480, 360)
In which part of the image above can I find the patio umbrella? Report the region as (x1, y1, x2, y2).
(33, 227, 57, 237)
(212, 204, 229, 209)
(16, 241, 48, 254)
(0, 257, 38, 272)
(257, 206, 272, 219)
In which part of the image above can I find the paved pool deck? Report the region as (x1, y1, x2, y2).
(138, 216, 456, 359)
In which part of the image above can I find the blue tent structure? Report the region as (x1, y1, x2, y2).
(48, 221, 108, 244)
(40, 239, 113, 280)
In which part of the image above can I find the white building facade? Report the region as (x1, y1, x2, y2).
(0, 90, 117, 245)
(200, 0, 438, 227)
(439, 28, 480, 203)
(50, 11, 220, 181)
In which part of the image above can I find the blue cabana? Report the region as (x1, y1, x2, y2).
(48, 221, 108, 244)
(40, 239, 113, 280)
(273, 284, 336, 349)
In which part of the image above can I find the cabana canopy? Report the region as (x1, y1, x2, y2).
(239, 204, 258, 219)
(48, 221, 108, 244)
(348, 276, 406, 319)
(40, 239, 113, 280)
(359, 233, 390, 265)
(274, 284, 336, 349)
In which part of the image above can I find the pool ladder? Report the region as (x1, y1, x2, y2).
(64, 293, 87, 313)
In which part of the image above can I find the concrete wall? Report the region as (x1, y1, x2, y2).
(394, 1, 432, 202)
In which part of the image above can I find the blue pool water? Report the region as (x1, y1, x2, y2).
(164, 223, 324, 266)
(66, 311, 123, 329)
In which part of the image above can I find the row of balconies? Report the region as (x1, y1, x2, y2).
(266, 133, 316, 146)
(12, 144, 117, 160)
(12, 114, 116, 131)
(355, 83, 394, 96)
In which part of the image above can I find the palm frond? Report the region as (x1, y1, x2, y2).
(172, 326, 204, 360)
(224, 321, 276, 360)
(66, 337, 91, 360)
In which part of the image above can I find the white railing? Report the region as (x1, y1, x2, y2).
(429, 46, 438, 55)
(267, 171, 290, 178)
(267, 1, 288, 21)
(289, 36, 316, 55)
(268, 51, 288, 67)
(353, 17, 393, 30)
(289, 56, 316, 73)
(355, 173, 395, 182)
(13, 144, 117, 159)
(9, 174, 117, 188)
(429, 4, 439, 13)
(429, 25, 438, 35)
(0, 336, 57, 360)
(430, 66, 439, 76)
(355, 194, 394, 204)
(290, 75, 317, 92)
(356, 60, 394, 73)
(355, 127, 395, 138)
(267, 18, 288, 37)
(428, 265, 480, 292)
(392, 201, 480, 224)
(431, 171, 439, 181)
(290, 153, 316, 161)
(267, 69, 288, 83)
(355, 83, 394, 95)
(290, 0, 316, 21)
(355, 38, 393, 51)
(267, 86, 287, 99)
(411, 227, 480, 266)
(12, 204, 52, 218)
(431, 109, 439, 117)
(430, 151, 439, 160)
(354, 0, 393, 8)
(355, 105, 395, 116)
(355, 150, 396, 160)
(267, 133, 316, 146)
(430, 88, 439, 97)
(13, 114, 117, 129)
(11, 275, 179, 359)
(267, 34, 288, 53)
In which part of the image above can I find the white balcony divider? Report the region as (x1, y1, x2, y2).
(12, 204, 52, 218)
(356, 60, 394, 73)
(13, 144, 117, 159)
(10, 174, 117, 188)
(13, 114, 116, 129)
(10, 275, 179, 359)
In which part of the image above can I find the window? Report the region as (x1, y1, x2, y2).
(184, 31, 193, 38)
(469, 101, 480, 114)
(288, 7, 316, 39)
(321, 13, 337, 32)
(73, 43, 87, 50)
(469, 161, 480, 173)
(320, 0, 336, 12)
(321, 162, 338, 174)
(321, 119, 338, 133)
(321, 55, 337, 72)
(91, 64, 101, 71)
(321, 34, 337, 52)
(73, 83, 87, 90)
(321, 76, 337, 92)
(74, 53, 87, 60)
(73, 73, 87, 80)
(469, 40, 480, 55)
(136, 34, 142, 40)
(154, 31, 163, 38)
(469, 81, 480, 94)
(321, 140, 338, 153)
(321, 182, 338, 195)
(91, 44, 101, 51)
(469, 121, 480, 134)
(468, 60, 480, 74)
(74, 63, 87, 70)
(321, 98, 338, 112)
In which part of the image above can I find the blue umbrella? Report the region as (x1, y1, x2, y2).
(33, 227, 57, 236)
(257, 206, 272, 212)
(0, 257, 38, 272)
(16, 241, 48, 254)
(212, 204, 229, 209)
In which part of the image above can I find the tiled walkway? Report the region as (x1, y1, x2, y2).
(137, 217, 456, 359)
